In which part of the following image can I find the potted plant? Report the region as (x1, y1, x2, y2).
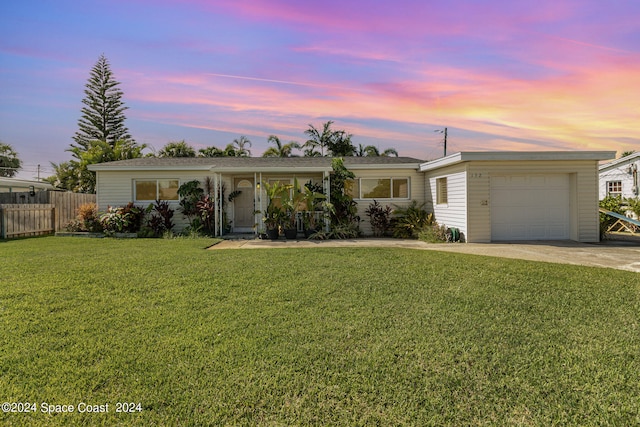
(300, 184, 326, 237)
(282, 178, 306, 239)
(262, 181, 290, 240)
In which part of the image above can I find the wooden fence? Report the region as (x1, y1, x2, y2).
(0, 192, 96, 239)
(0, 204, 55, 239)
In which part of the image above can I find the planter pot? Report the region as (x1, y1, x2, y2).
(266, 228, 280, 240)
(284, 228, 298, 239)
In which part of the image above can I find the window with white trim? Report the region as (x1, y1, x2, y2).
(606, 181, 622, 197)
(436, 177, 448, 204)
(134, 179, 179, 201)
(353, 178, 409, 199)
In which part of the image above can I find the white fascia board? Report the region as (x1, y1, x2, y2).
(210, 166, 332, 173)
(420, 151, 616, 172)
(88, 165, 214, 171)
(347, 163, 422, 170)
(599, 152, 640, 172)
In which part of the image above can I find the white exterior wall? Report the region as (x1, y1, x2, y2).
(95, 170, 232, 232)
(424, 164, 468, 240)
(465, 160, 601, 243)
(599, 157, 640, 199)
(352, 168, 424, 236)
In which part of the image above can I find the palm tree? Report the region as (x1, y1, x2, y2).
(262, 135, 301, 157)
(382, 148, 398, 157)
(232, 136, 252, 157)
(198, 146, 226, 157)
(303, 121, 334, 157)
(355, 144, 398, 157)
(158, 140, 196, 157)
(621, 150, 636, 158)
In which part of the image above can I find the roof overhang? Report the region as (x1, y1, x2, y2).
(420, 151, 617, 172)
(88, 164, 214, 172)
(598, 152, 640, 172)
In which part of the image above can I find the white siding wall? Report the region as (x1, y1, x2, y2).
(465, 160, 601, 242)
(95, 170, 232, 232)
(599, 158, 640, 199)
(352, 168, 424, 236)
(424, 164, 468, 239)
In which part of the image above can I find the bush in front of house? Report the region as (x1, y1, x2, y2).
(65, 202, 103, 232)
(418, 223, 450, 243)
(391, 200, 433, 238)
(365, 200, 392, 237)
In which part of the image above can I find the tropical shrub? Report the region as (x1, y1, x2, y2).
(599, 195, 625, 238)
(328, 158, 360, 235)
(143, 200, 175, 237)
(392, 201, 433, 238)
(626, 197, 640, 218)
(77, 202, 102, 232)
(100, 206, 130, 233)
(365, 200, 392, 237)
(418, 222, 449, 243)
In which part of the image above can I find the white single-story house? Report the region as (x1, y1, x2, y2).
(0, 177, 53, 193)
(89, 151, 615, 242)
(598, 152, 640, 200)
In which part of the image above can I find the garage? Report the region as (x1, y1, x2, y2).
(490, 174, 570, 240)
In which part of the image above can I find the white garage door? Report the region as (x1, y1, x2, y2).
(491, 174, 570, 241)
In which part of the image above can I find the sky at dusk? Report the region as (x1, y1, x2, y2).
(1, 0, 639, 180)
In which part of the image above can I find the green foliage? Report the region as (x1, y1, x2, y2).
(329, 157, 359, 233)
(262, 181, 290, 230)
(158, 140, 196, 157)
(72, 54, 133, 150)
(55, 55, 142, 192)
(626, 197, 640, 218)
(144, 200, 175, 236)
(365, 200, 392, 237)
(52, 139, 147, 193)
(262, 135, 301, 157)
(99, 206, 131, 233)
(418, 222, 449, 243)
(392, 200, 433, 238)
(98, 203, 144, 234)
(76, 202, 102, 232)
(599, 195, 625, 237)
(303, 120, 355, 157)
(178, 180, 204, 221)
(232, 135, 252, 157)
(0, 142, 21, 177)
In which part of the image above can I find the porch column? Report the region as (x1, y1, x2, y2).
(213, 173, 219, 237)
(218, 173, 223, 236)
(323, 170, 331, 232)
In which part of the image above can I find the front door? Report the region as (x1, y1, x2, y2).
(233, 178, 254, 230)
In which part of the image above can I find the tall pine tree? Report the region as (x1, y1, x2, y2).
(48, 55, 144, 193)
(72, 54, 133, 150)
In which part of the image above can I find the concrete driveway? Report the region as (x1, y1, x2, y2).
(210, 238, 640, 273)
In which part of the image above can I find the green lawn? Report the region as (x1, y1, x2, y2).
(1, 237, 639, 426)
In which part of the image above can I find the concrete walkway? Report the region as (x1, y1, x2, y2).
(209, 238, 640, 273)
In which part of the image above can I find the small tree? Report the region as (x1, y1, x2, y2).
(0, 142, 21, 177)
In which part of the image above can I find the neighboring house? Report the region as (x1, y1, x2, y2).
(89, 151, 615, 242)
(0, 177, 53, 193)
(598, 152, 640, 200)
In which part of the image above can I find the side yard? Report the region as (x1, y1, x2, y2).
(1, 237, 638, 426)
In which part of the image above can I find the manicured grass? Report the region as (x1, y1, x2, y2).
(1, 237, 639, 426)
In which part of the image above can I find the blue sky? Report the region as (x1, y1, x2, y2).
(1, 0, 639, 180)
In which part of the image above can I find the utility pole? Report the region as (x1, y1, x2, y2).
(37, 164, 40, 181)
(434, 127, 448, 157)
